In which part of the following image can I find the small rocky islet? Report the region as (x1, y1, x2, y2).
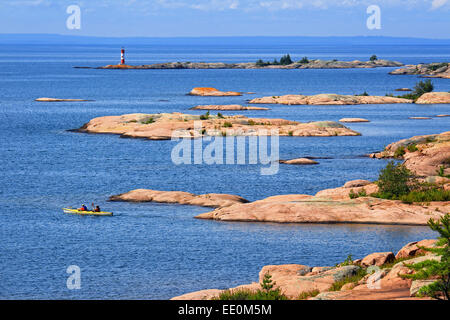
(77, 59, 404, 70)
(74, 112, 361, 140)
(390, 62, 450, 79)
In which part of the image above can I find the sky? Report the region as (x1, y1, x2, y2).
(0, 0, 449, 38)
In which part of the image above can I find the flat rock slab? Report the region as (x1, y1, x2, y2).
(415, 92, 450, 104)
(339, 118, 370, 123)
(35, 97, 93, 102)
(196, 196, 446, 225)
(249, 94, 412, 105)
(189, 87, 242, 96)
(409, 117, 432, 120)
(75, 112, 361, 139)
(190, 105, 269, 110)
(109, 189, 248, 208)
(279, 158, 319, 165)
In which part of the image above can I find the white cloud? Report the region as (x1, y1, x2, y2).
(431, 0, 448, 10)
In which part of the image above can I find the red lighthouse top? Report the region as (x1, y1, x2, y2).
(120, 48, 125, 65)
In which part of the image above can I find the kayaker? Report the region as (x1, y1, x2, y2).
(78, 204, 88, 211)
(91, 203, 101, 212)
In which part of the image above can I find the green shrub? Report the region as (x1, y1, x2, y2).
(217, 112, 224, 119)
(438, 165, 449, 178)
(141, 117, 154, 124)
(356, 91, 370, 96)
(414, 79, 434, 96)
(429, 62, 448, 71)
(397, 79, 434, 101)
(199, 111, 210, 120)
(256, 59, 269, 67)
(223, 121, 233, 128)
(217, 273, 288, 300)
(394, 146, 406, 158)
(340, 254, 354, 266)
(370, 55, 378, 61)
(349, 189, 358, 199)
(299, 57, 309, 64)
(280, 54, 293, 65)
(298, 290, 320, 300)
(407, 143, 418, 152)
(328, 268, 367, 292)
(376, 161, 413, 198)
(248, 119, 256, 126)
(400, 189, 450, 204)
(401, 214, 450, 300)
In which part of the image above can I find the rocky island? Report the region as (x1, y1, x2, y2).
(35, 97, 93, 102)
(109, 189, 248, 208)
(415, 92, 450, 104)
(390, 62, 450, 79)
(190, 105, 269, 111)
(74, 112, 361, 140)
(248, 94, 412, 105)
(188, 87, 242, 96)
(370, 131, 450, 177)
(76, 59, 403, 70)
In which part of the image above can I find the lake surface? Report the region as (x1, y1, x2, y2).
(0, 42, 449, 299)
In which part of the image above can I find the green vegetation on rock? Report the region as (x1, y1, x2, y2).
(371, 161, 450, 203)
(402, 214, 450, 300)
(217, 273, 288, 300)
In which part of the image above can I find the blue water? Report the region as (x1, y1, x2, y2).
(0, 43, 449, 299)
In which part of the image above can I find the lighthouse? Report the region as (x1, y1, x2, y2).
(121, 48, 125, 65)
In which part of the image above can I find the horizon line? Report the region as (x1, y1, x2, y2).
(1, 33, 450, 41)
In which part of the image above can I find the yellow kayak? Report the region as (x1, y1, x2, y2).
(62, 208, 113, 216)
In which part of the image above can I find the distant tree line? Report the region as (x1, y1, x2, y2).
(256, 54, 308, 67)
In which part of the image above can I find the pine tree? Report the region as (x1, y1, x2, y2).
(402, 214, 450, 300)
(261, 272, 275, 292)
